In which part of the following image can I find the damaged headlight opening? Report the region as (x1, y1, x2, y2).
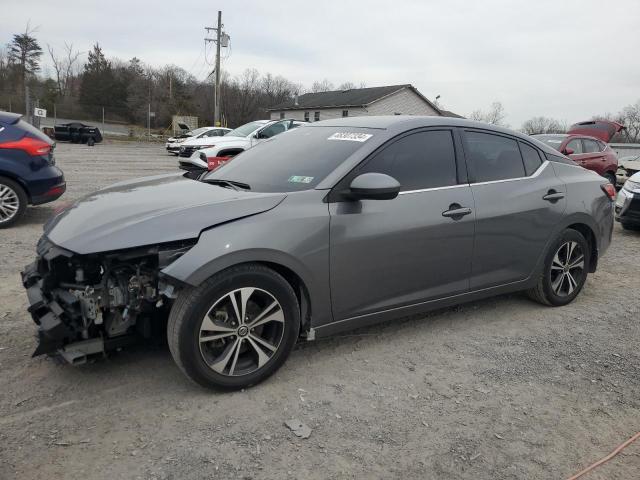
(22, 238, 195, 364)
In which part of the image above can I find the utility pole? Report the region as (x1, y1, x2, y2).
(214, 11, 221, 127)
(25, 85, 30, 124)
(206, 11, 229, 127)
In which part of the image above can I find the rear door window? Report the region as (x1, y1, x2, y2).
(519, 142, 543, 176)
(358, 130, 458, 191)
(583, 139, 600, 153)
(565, 139, 583, 154)
(465, 131, 525, 182)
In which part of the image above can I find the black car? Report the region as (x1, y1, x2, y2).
(615, 173, 640, 230)
(0, 112, 66, 227)
(54, 122, 103, 144)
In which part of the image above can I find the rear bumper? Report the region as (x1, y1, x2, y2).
(31, 182, 66, 205)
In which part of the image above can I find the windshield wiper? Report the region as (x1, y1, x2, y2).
(201, 178, 251, 191)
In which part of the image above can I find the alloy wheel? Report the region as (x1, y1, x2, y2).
(198, 287, 285, 376)
(550, 241, 585, 297)
(0, 184, 20, 224)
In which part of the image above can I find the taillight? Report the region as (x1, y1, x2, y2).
(0, 136, 52, 156)
(601, 183, 616, 200)
(207, 156, 231, 171)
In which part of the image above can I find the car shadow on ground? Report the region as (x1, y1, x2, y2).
(15, 205, 59, 226)
(35, 292, 527, 393)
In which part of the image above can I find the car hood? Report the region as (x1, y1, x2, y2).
(183, 135, 247, 147)
(44, 173, 286, 254)
(568, 120, 626, 143)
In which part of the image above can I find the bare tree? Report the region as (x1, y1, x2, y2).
(618, 100, 640, 142)
(311, 79, 334, 93)
(521, 116, 567, 135)
(469, 101, 507, 126)
(47, 42, 82, 97)
(338, 82, 357, 90)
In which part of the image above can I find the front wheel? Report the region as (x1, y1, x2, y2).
(167, 264, 300, 390)
(527, 229, 590, 306)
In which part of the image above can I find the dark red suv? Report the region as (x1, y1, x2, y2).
(534, 121, 623, 186)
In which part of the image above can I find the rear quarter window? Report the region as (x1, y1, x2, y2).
(519, 142, 543, 176)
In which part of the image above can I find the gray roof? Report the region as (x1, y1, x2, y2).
(306, 115, 561, 157)
(268, 84, 442, 113)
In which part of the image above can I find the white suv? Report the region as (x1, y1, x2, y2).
(166, 127, 231, 155)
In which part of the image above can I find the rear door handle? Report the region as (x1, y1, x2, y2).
(442, 205, 472, 219)
(543, 191, 565, 201)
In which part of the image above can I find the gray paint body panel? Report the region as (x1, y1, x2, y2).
(44, 173, 286, 254)
(329, 186, 475, 320)
(39, 116, 614, 338)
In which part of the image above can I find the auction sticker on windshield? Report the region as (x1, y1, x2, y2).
(288, 175, 314, 184)
(328, 132, 373, 142)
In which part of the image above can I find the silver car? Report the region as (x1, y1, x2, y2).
(22, 116, 614, 389)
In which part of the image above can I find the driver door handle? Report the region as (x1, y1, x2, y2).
(543, 191, 565, 201)
(442, 206, 472, 218)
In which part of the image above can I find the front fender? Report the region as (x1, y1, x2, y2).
(160, 191, 333, 328)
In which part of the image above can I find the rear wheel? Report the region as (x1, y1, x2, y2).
(527, 229, 589, 306)
(0, 177, 27, 228)
(168, 264, 300, 390)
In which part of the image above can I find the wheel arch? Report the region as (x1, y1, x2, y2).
(162, 249, 317, 335)
(0, 173, 30, 202)
(565, 221, 598, 273)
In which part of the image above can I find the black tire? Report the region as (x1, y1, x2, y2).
(0, 176, 28, 228)
(603, 172, 616, 186)
(527, 229, 590, 306)
(87, 137, 95, 147)
(167, 264, 300, 390)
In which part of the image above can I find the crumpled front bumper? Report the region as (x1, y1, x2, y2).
(21, 251, 76, 357)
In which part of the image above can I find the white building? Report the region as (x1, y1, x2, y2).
(267, 84, 460, 122)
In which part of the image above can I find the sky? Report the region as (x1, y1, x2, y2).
(2, 0, 639, 127)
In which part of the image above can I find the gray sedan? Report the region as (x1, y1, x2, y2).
(22, 116, 614, 389)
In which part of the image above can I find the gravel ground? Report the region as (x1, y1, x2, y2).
(1, 142, 639, 480)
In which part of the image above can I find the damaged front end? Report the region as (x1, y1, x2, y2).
(21, 237, 193, 364)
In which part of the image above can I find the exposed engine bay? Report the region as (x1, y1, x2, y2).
(21, 237, 193, 364)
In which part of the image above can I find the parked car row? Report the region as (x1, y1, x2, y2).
(533, 120, 624, 186)
(178, 119, 306, 177)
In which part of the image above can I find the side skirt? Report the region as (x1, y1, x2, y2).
(312, 278, 535, 339)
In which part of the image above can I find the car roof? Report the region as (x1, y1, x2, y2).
(310, 115, 562, 156)
(0, 111, 22, 125)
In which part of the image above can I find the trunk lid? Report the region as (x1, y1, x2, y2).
(568, 120, 626, 143)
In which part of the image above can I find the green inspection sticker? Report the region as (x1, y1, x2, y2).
(288, 175, 314, 184)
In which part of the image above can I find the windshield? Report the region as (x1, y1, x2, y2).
(202, 126, 374, 192)
(534, 134, 567, 151)
(225, 121, 267, 138)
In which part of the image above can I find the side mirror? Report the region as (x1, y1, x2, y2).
(348, 173, 401, 200)
(562, 147, 575, 155)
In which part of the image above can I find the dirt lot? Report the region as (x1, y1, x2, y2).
(1, 142, 639, 480)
